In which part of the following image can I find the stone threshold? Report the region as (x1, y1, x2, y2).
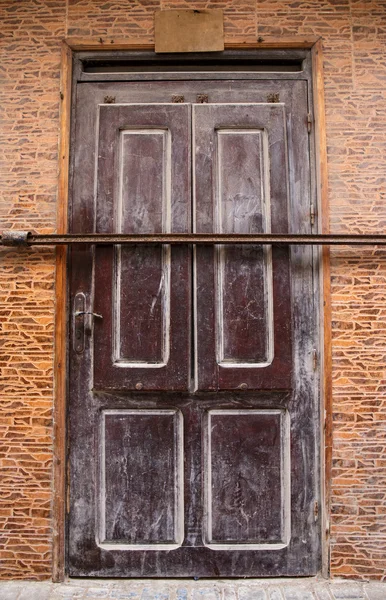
(0, 578, 385, 600)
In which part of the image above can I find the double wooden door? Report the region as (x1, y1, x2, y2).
(68, 78, 320, 577)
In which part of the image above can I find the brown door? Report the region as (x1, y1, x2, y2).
(68, 79, 320, 577)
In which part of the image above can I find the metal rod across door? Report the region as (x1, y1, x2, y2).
(2, 230, 386, 247)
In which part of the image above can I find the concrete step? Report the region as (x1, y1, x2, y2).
(0, 579, 385, 600)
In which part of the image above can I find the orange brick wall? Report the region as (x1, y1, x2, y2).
(1, 0, 385, 581)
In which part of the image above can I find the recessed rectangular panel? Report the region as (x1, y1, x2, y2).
(194, 104, 292, 391)
(99, 409, 183, 550)
(216, 130, 273, 366)
(204, 409, 290, 549)
(94, 104, 190, 391)
(114, 130, 171, 365)
(119, 130, 170, 235)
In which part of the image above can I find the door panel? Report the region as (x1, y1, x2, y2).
(216, 130, 272, 366)
(93, 104, 191, 391)
(100, 409, 183, 549)
(203, 409, 290, 548)
(116, 129, 171, 366)
(194, 104, 292, 391)
(68, 78, 319, 578)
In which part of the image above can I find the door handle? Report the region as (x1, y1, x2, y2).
(74, 311, 103, 319)
(73, 293, 103, 353)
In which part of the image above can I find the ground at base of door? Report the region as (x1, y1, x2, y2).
(0, 579, 385, 600)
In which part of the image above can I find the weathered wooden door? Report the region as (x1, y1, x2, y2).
(68, 75, 320, 577)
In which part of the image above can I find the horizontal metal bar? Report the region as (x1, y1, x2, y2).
(2, 231, 386, 247)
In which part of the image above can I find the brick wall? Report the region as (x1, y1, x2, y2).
(0, 0, 385, 581)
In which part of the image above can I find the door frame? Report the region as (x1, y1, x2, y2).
(53, 38, 330, 582)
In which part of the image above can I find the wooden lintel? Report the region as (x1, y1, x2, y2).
(64, 37, 320, 52)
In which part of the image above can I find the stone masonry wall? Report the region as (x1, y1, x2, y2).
(0, 0, 385, 581)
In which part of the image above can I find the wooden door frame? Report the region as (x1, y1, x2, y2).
(54, 37, 330, 582)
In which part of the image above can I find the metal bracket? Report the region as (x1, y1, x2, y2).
(310, 202, 316, 226)
(307, 113, 313, 133)
(312, 349, 318, 371)
(267, 92, 280, 103)
(1, 230, 31, 246)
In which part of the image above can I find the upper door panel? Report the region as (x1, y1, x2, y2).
(93, 104, 191, 391)
(194, 103, 292, 391)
